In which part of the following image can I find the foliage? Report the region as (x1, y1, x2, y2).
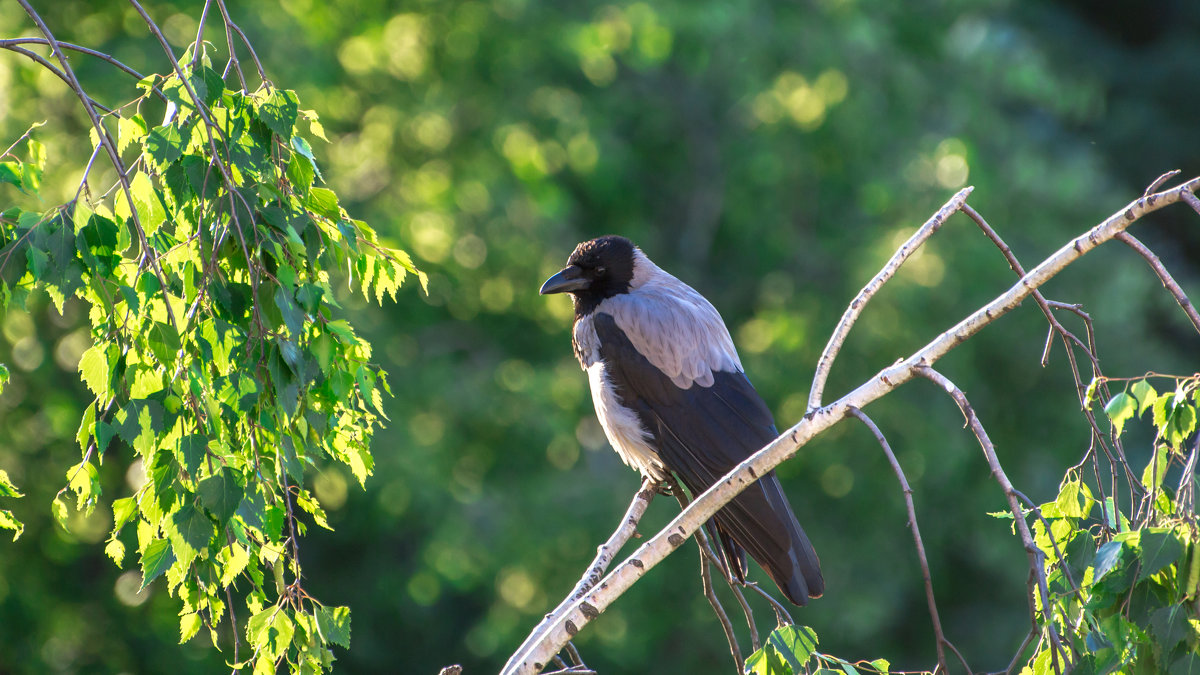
(745, 624, 892, 675)
(1019, 376, 1200, 675)
(0, 8, 421, 672)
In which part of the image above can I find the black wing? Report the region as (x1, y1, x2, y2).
(593, 313, 823, 605)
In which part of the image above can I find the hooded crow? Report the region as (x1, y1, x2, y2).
(540, 235, 823, 606)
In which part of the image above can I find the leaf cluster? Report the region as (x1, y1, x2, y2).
(1014, 376, 1200, 675)
(0, 36, 420, 673)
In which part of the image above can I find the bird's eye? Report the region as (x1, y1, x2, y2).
(595, 266, 606, 275)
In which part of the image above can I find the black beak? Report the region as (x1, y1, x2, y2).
(540, 265, 589, 295)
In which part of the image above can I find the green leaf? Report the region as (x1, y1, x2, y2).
(1166, 402, 1196, 448)
(867, 658, 890, 674)
(0, 161, 22, 189)
(1055, 479, 1091, 519)
(117, 114, 148, 154)
(140, 538, 175, 589)
(78, 343, 110, 400)
(306, 188, 340, 220)
(1130, 380, 1157, 416)
(286, 153, 315, 193)
(1104, 391, 1136, 436)
(180, 612, 202, 644)
(145, 124, 184, 168)
(218, 542, 250, 587)
(0, 509, 23, 541)
(248, 607, 296, 660)
(172, 503, 216, 560)
(0, 469, 22, 499)
(25, 245, 48, 280)
(112, 496, 138, 532)
(315, 605, 351, 648)
(275, 286, 306, 336)
(1137, 529, 1183, 582)
(258, 89, 300, 138)
(105, 538, 126, 567)
(767, 625, 817, 672)
(179, 434, 208, 479)
(51, 495, 69, 530)
(129, 171, 167, 236)
(67, 461, 100, 511)
(198, 467, 244, 525)
(1093, 540, 1125, 581)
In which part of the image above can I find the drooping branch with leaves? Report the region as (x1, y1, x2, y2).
(503, 176, 1200, 675)
(0, 2, 421, 672)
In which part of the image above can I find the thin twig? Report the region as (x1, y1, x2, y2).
(915, 366, 1068, 674)
(808, 187, 975, 411)
(503, 482, 655, 673)
(0, 38, 164, 100)
(0, 43, 114, 113)
(1143, 170, 1181, 197)
(699, 537, 743, 672)
(215, 0, 268, 83)
(846, 406, 952, 674)
(1114, 231, 1200, 334)
(1182, 189, 1200, 217)
(668, 479, 744, 671)
(740, 582, 793, 627)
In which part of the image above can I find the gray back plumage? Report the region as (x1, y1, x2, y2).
(600, 250, 742, 388)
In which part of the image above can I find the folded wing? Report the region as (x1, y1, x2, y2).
(592, 311, 823, 604)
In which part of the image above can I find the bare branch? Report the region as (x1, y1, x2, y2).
(0, 37, 163, 100)
(0, 42, 114, 113)
(914, 366, 1068, 674)
(807, 186, 975, 411)
(1183, 189, 1200, 217)
(846, 406, 953, 674)
(503, 482, 655, 671)
(699, 538, 743, 672)
(1114, 231, 1200, 334)
(1144, 169, 1181, 197)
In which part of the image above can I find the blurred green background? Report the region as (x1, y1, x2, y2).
(1, 0, 1199, 672)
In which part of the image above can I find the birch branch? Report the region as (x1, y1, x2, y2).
(502, 482, 655, 671)
(807, 186, 973, 412)
(505, 176, 1200, 674)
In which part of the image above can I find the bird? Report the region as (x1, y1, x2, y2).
(540, 235, 823, 606)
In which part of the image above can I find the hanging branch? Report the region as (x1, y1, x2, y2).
(913, 366, 1068, 674)
(846, 406, 965, 675)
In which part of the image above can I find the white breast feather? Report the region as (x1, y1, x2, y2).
(574, 313, 665, 480)
(587, 361, 667, 481)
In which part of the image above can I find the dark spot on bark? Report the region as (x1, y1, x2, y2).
(565, 620, 578, 636)
(668, 533, 684, 547)
(630, 558, 644, 569)
(580, 602, 600, 619)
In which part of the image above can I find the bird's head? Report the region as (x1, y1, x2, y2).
(540, 235, 639, 312)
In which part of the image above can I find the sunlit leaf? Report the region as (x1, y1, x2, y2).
(1130, 379, 1156, 416)
(1103, 391, 1135, 436)
(0, 509, 23, 541)
(140, 538, 175, 589)
(198, 467, 244, 525)
(315, 605, 351, 648)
